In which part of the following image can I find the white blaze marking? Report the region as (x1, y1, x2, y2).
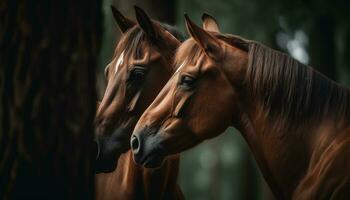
(114, 50, 125, 75)
(175, 61, 186, 74)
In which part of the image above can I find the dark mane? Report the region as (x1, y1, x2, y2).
(245, 42, 350, 125)
(115, 23, 185, 60)
(159, 23, 185, 42)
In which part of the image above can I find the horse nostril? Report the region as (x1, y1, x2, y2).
(131, 135, 140, 154)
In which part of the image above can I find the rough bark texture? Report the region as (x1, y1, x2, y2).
(0, 1, 101, 199)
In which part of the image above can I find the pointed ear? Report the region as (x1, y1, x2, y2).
(111, 6, 135, 33)
(135, 6, 181, 52)
(201, 13, 220, 33)
(185, 14, 221, 59)
(134, 6, 157, 39)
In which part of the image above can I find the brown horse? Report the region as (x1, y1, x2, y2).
(94, 6, 184, 200)
(131, 14, 350, 199)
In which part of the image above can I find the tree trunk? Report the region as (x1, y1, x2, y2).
(0, 1, 102, 199)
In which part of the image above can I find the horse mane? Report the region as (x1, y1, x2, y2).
(174, 35, 350, 127)
(160, 23, 185, 42)
(245, 42, 350, 126)
(114, 23, 185, 61)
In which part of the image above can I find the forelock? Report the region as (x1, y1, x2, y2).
(174, 39, 203, 70)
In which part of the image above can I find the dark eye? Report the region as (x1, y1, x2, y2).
(179, 75, 196, 88)
(128, 66, 146, 83)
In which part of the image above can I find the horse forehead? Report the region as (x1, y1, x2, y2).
(114, 50, 125, 75)
(175, 61, 186, 74)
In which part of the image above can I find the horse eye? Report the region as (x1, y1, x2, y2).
(128, 66, 146, 83)
(179, 75, 196, 88)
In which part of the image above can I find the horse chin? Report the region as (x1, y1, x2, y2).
(132, 143, 166, 168)
(143, 153, 165, 168)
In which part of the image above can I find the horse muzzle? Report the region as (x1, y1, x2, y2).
(95, 128, 130, 173)
(130, 128, 165, 168)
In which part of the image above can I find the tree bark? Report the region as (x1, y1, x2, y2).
(0, 1, 101, 199)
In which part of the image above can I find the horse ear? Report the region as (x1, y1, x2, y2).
(134, 6, 157, 39)
(111, 6, 135, 33)
(201, 13, 220, 33)
(134, 6, 181, 52)
(185, 14, 221, 59)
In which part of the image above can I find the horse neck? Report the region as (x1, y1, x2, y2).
(96, 150, 181, 200)
(238, 92, 350, 198)
(234, 79, 350, 198)
(235, 102, 314, 198)
(225, 42, 350, 198)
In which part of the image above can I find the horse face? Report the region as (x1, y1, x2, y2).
(94, 7, 180, 172)
(131, 15, 248, 168)
(96, 38, 169, 149)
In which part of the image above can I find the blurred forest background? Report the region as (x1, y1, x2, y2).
(99, 0, 350, 200)
(1, 0, 349, 199)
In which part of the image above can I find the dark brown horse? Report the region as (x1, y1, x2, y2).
(131, 14, 350, 199)
(94, 7, 184, 200)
